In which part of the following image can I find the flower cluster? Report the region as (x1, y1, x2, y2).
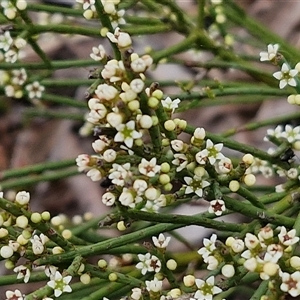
(197, 227, 300, 298)
(0, 191, 78, 298)
(75, 0, 125, 26)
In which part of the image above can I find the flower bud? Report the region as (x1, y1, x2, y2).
(31, 212, 42, 223)
(0, 246, 14, 258)
(229, 180, 240, 192)
(290, 256, 300, 270)
(166, 259, 177, 270)
(80, 273, 91, 284)
(242, 153, 254, 165)
(221, 264, 235, 278)
(16, 216, 28, 229)
(183, 275, 195, 287)
(109, 272, 118, 281)
(15, 191, 30, 205)
(244, 174, 256, 186)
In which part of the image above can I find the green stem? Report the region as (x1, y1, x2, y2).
(41, 93, 86, 108)
(249, 280, 269, 300)
(223, 195, 294, 227)
(0, 159, 75, 180)
(0, 167, 79, 190)
(24, 108, 84, 121)
(237, 186, 265, 209)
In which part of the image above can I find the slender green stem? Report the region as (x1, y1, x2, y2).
(24, 108, 84, 121)
(0, 167, 79, 190)
(41, 93, 87, 108)
(237, 186, 265, 209)
(0, 159, 76, 180)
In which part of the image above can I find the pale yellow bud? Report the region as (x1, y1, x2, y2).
(244, 174, 256, 186)
(98, 259, 107, 268)
(164, 120, 176, 131)
(31, 212, 42, 223)
(52, 246, 64, 254)
(229, 180, 240, 192)
(41, 211, 51, 221)
(183, 274, 195, 287)
(62, 229, 72, 240)
(16, 215, 28, 229)
(80, 273, 91, 284)
(167, 288, 181, 298)
(109, 272, 118, 281)
(0, 228, 8, 238)
(166, 259, 177, 270)
(290, 256, 300, 270)
(117, 221, 126, 231)
(263, 262, 279, 277)
(242, 153, 254, 165)
(221, 264, 235, 278)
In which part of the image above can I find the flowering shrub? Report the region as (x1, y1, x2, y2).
(2, 1, 300, 299)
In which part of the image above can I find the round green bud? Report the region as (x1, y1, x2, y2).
(16, 215, 29, 229)
(152, 89, 163, 100)
(161, 162, 170, 173)
(22, 230, 32, 240)
(164, 183, 173, 192)
(151, 115, 159, 126)
(98, 259, 108, 269)
(80, 273, 91, 285)
(117, 221, 126, 231)
(41, 211, 51, 221)
(62, 229, 72, 240)
(164, 120, 176, 131)
(5, 260, 15, 270)
(229, 180, 240, 192)
(148, 96, 159, 108)
(31, 212, 42, 224)
(166, 259, 177, 270)
(108, 272, 118, 282)
(159, 174, 170, 185)
(128, 100, 140, 111)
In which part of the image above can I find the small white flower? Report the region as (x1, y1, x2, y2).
(109, 163, 131, 186)
(184, 175, 210, 197)
(259, 44, 279, 62)
(13, 265, 31, 283)
(103, 149, 117, 162)
(87, 168, 102, 181)
(280, 271, 300, 297)
(133, 179, 148, 195)
(171, 139, 185, 152)
(15, 191, 30, 205)
(5, 289, 24, 300)
(102, 192, 116, 206)
(90, 44, 106, 61)
(278, 226, 299, 246)
(107, 27, 132, 49)
(95, 83, 119, 101)
(198, 234, 217, 259)
(244, 233, 260, 250)
(11, 68, 27, 85)
(161, 97, 181, 113)
(47, 271, 72, 298)
(131, 288, 142, 300)
(25, 81, 45, 99)
(115, 120, 142, 148)
(152, 233, 171, 249)
(206, 255, 219, 270)
(76, 154, 91, 172)
(5, 49, 18, 63)
(145, 277, 163, 293)
(172, 153, 188, 172)
(280, 124, 300, 143)
(0, 31, 13, 51)
(130, 78, 144, 94)
(30, 234, 46, 255)
(138, 157, 161, 177)
(273, 63, 298, 89)
(194, 276, 222, 299)
(208, 199, 226, 216)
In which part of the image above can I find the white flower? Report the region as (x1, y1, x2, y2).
(215, 157, 232, 174)
(193, 127, 206, 140)
(95, 83, 119, 101)
(47, 271, 72, 298)
(76, 0, 95, 10)
(141, 200, 160, 213)
(152, 233, 171, 249)
(273, 63, 298, 89)
(0, 31, 13, 51)
(5, 289, 24, 300)
(109, 163, 131, 186)
(198, 234, 217, 259)
(205, 139, 225, 165)
(194, 276, 222, 299)
(13, 265, 30, 283)
(130, 78, 144, 94)
(259, 44, 279, 62)
(30, 234, 45, 255)
(208, 199, 226, 216)
(11, 68, 27, 85)
(171, 139, 184, 152)
(5, 49, 18, 63)
(76, 154, 91, 172)
(115, 120, 142, 148)
(278, 226, 299, 246)
(206, 255, 219, 270)
(103, 149, 117, 162)
(280, 271, 300, 297)
(15, 191, 30, 205)
(107, 27, 132, 49)
(87, 168, 102, 181)
(145, 277, 163, 293)
(136, 253, 151, 275)
(25, 81, 45, 99)
(102, 192, 116, 206)
(172, 153, 188, 172)
(184, 175, 210, 197)
(280, 124, 300, 143)
(119, 187, 142, 208)
(161, 97, 181, 113)
(138, 157, 161, 177)
(133, 179, 148, 195)
(90, 44, 106, 61)
(131, 288, 142, 300)
(244, 233, 260, 250)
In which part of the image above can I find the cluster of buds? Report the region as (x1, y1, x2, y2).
(75, 0, 125, 26)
